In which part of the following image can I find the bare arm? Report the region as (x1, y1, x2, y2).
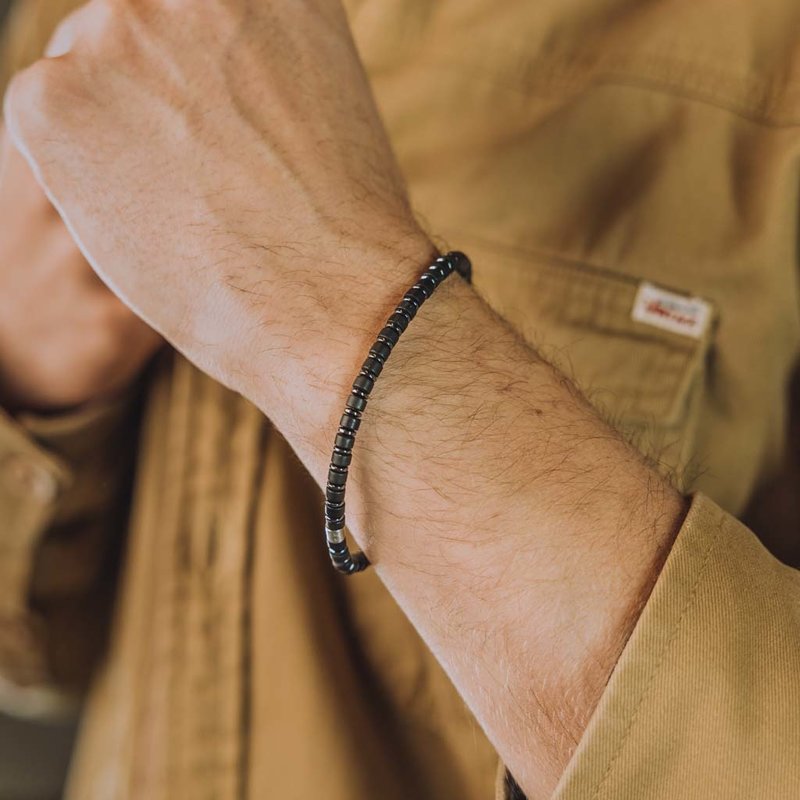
(277, 258, 685, 797)
(3, 1, 685, 792)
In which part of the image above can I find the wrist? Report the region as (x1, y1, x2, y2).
(238, 227, 438, 444)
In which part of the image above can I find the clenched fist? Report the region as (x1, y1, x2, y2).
(0, 129, 161, 412)
(3, 0, 433, 434)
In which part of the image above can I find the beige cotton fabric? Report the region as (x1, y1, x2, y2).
(1, 0, 800, 798)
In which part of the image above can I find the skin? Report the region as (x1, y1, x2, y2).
(0, 128, 161, 412)
(3, 1, 687, 796)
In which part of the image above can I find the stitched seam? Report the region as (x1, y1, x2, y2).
(423, 52, 800, 128)
(591, 74, 800, 129)
(515, 42, 800, 93)
(520, 48, 800, 105)
(588, 506, 724, 800)
(459, 233, 719, 310)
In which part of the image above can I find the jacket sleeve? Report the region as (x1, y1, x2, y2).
(0, 396, 140, 718)
(497, 492, 800, 799)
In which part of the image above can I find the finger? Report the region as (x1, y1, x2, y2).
(1, 4, 116, 228)
(45, 1, 109, 58)
(4, 0, 111, 161)
(0, 127, 53, 211)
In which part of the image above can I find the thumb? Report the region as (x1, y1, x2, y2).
(0, 125, 57, 211)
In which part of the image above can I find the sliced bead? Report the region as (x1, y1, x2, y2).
(433, 259, 451, 279)
(362, 356, 384, 378)
(377, 326, 400, 346)
(369, 341, 392, 362)
(327, 466, 348, 487)
(331, 449, 352, 467)
(419, 271, 439, 288)
(407, 286, 427, 305)
(394, 305, 413, 323)
(346, 393, 368, 413)
(325, 504, 345, 523)
(353, 374, 375, 394)
(401, 293, 421, 311)
(387, 313, 409, 334)
(326, 485, 345, 503)
(339, 413, 361, 432)
(335, 432, 355, 450)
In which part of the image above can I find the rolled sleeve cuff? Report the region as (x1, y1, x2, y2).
(498, 493, 800, 799)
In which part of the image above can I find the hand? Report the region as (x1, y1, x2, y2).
(0, 130, 161, 412)
(3, 0, 433, 433)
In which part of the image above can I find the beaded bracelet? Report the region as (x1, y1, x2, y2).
(324, 251, 472, 575)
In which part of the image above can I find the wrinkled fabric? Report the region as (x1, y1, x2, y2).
(1, 0, 799, 798)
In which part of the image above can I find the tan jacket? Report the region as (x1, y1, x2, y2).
(1, 1, 800, 798)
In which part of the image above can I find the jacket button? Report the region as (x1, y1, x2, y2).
(1, 453, 60, 504)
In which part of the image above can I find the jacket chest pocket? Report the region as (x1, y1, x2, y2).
(471, 245, 716, 491)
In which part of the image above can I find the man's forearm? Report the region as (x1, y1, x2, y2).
(3, 3, 685, 793)
(267, 267, 686, 798)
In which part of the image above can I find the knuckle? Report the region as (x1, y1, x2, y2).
(47, 15, 79, 58)
(90, 0, 126, 37)
(6, 61, 49, 104)
(49, 0, 124, 58)
(3, 61, 58, 134)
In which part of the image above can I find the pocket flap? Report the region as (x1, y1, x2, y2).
(470, 246, 716, 429)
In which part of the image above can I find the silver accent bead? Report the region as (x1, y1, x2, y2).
(326, 526, 346, 544)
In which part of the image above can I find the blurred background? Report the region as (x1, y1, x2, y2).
(0, 715, 75, 800)
(0, 1, 76, 796)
